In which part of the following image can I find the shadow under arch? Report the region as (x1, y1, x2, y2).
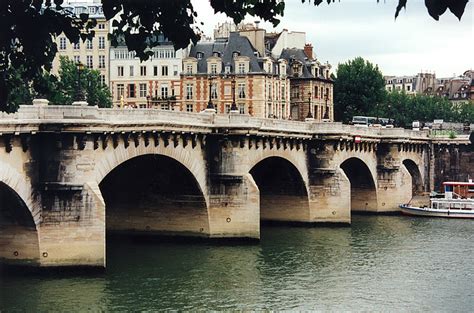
(249, 156, 310, 223)
(99, 154, 210, 237)
(402, 159, 424, 195)
(340, 157, 378, 212)
(0, 182, 40, 265)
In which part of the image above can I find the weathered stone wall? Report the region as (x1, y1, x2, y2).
(433, 143, 474, 191)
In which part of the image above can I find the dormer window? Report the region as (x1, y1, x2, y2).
(210, 63, 218, 74)
(225, 65, 231, 74)
(186, 64, 193, 75)
(292, 63, 301, 78)
(238, 63, 245, 74)
(196, 52, 203, 60)
(213, 52, 220, 57)
(232, 51, 240, 59)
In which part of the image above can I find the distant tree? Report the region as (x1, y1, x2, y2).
(381, 91, 472, 128)
(1, 0, 470, 111)
(49, 57, 112, 107)
(333, 57, 386, 122)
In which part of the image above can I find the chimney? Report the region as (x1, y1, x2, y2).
(304, 43, 313, 60)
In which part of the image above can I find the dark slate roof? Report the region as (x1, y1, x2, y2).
(189, 32, 264, 74)
(280, 48, 329, 79)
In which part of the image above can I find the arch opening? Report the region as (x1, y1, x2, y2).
(99, 155, 209, 237)
(249, 157, 309, 222)
(402, 159, 424, 196)
(340, 158, 378, 212)
(0, 182, 39, 264)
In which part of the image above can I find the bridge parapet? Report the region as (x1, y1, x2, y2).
(0, 105, 434, 143)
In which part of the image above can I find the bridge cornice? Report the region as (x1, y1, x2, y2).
(0, 105, 469, 145)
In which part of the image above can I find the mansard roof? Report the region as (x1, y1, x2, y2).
(188, 32, 264, 74)
(280, 48, 328, 80)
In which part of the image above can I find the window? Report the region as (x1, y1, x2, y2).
(213, 52, 220, 57)
(129, 84, 136, 98)
(117, 66, 124, 77)
(210, 63, 217, 74)
(86, 39, 93, 50)
(314, 86, 318, 98)
(117, 84, 124, 100)
(86, 55, 93, 68)
(326, 87, 330, 100)
(139, 83, 147, 97)
(161, 65, 168, 76)
(73, 55, 80, 64)
(238, 63, 245, 74)
(173, 65, 178, 76)
(291, 87, 299, 99)
(186, 64, 193, 74)
(140, 66, 147, 76)
(89, 6, 96, 14)
(186, 104, 193, 112)
(73, 41, 80, 50)
(100, 75, 106, 86)
(407, 85, 411, 91)
(129, 65, 134, 77)
(238, 83, 246, 98)
(99, 37, 105, 49)
(98, 23, 105, 29)
(161, 102, 170, 110)
(196, 52, 203, 60)
(225, 65, 231, 74)
(211, 83, 218, 99)
(281, 86, 286, 101)
(239, 104, 245, 114)
(232, 51, 240, 59)
(161, 85, 168, 98)
(99, 55, 105, 68)
(186, 83, 193, 99)
(59, 37, 66, 50)
(154, 66, 158, 76)
(225, 104, 231, 113)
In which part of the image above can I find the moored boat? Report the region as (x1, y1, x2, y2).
(400, 181, 474, 219)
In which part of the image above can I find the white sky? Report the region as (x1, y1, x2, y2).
(191, 0, 474, 78)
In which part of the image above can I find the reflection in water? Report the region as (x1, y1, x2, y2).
(1, 216, 473, 311)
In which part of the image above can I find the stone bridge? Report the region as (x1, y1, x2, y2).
(0, 104, 458, 267)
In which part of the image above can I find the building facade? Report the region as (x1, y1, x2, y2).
(280, 46, 334, 121)
(51, 0, 109, 86)
(109, 37, 186, 108)
(181, 33, 290, 118)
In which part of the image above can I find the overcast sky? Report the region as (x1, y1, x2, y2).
(191, 0, 473, 78)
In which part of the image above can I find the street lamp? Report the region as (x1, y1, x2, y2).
(305, 91, 314, 121)
(207, 76, 215, 110)
(75, 62, 86, 102)
(230, 75, 239, 114)
(323, 92, 330, 120)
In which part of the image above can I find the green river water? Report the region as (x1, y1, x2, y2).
(1, 215, 473, 311)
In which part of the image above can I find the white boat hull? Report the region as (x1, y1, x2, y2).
(400, 205, 474, 219)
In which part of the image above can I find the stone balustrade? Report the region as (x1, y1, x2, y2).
(0, 104, 462, 142)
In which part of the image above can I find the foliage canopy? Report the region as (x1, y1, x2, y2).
(0, 0, 470, 111)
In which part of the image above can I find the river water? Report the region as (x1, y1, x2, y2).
(1, 215, 473, 311)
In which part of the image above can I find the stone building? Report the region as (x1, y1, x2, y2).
(109, 36, 187, 108)
(181, 32, 290, 117)
(279, 45, 334, 121)
(51, 0, 109, 86)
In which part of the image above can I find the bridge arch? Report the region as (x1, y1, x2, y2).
(0, 181, 40, 265)
(339, 157, 378, 212)
(249, 156, 310, 222)
(0, 164, 39, 226)
(94, 144, 208, 206)
(246, 150, 309, 188)
(402, 159, 424, 195)
(98, 153, 210, 237)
